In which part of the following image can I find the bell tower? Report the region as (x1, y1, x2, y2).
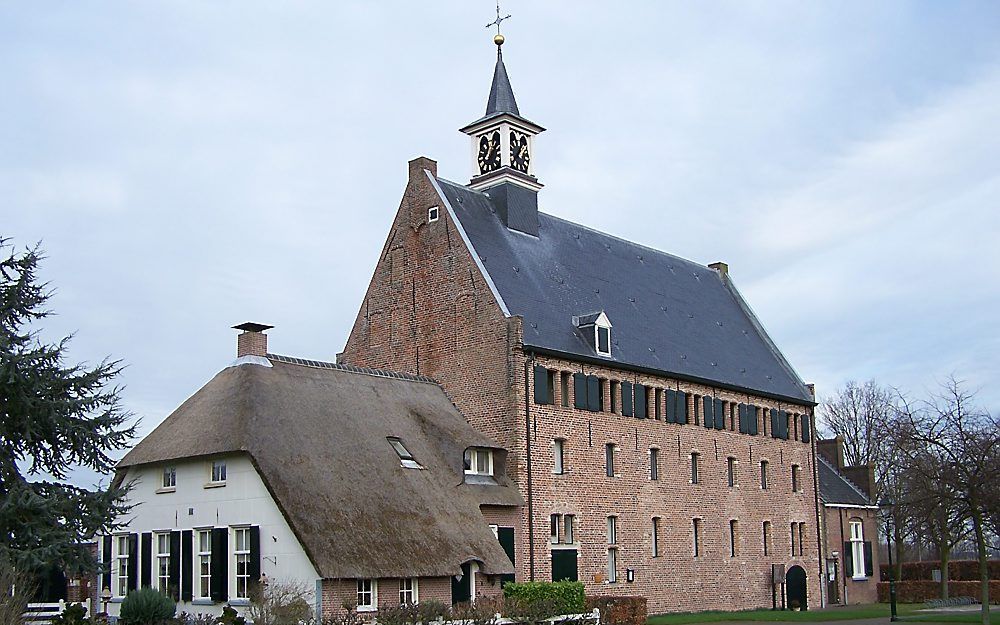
(459, 25, 545, 194)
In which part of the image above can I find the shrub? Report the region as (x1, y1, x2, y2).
(119, 587, 176, 625)
(879, 560, 1000, 582)
(876, 580, 1000, 603)
(503, 581, 585, 617)
(584, 596, 646, 625)
(51, 603, 89, 625)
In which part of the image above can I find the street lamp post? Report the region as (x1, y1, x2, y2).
(880, 501, 898, 622)
(100, 586, 112, 617)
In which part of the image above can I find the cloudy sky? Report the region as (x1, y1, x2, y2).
(3, 2, 999, 487)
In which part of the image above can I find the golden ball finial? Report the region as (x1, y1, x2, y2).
(494, 33, 505, 46)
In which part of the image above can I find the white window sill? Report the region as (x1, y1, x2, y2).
(229, 599, 250, 606)
(155, 487, 175, 494)
(852, 575, 869, 581)
(357, 605, 377, 613)
(191, 599, 215, 606)
(204, 481, 227, 489)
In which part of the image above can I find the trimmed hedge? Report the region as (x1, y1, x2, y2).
(585, 596, 647, 625)
(879, 560, 1000, 582)
(877, 580, 1000, 603)
(503, 581, 586, 616)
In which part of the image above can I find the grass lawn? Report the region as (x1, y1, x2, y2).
(647, 603, 998, 624)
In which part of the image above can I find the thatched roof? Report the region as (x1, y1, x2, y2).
(118, 355, 520, 579)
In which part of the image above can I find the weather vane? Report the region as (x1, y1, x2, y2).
(486, 1, 511, 47)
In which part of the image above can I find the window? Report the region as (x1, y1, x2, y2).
(427, 206, 439, 222)
(399, 578, 418, 604)
(727, 457, 737, 487)
(605, 444, 616, 477)
(607, 516, 618, 545)
(760, 460, 769, 490)
(161, 467, 176, 489)
(607, 547, 618, 583)
(650, 448, 660, 481)
(563, 515, 575, 544)
(654, 388, 663, 420)
(791, 464, 801, 492)
(798, 522, 805, 556)
(197, 530, 212, 599)
(155, 533, 170, 595)
(388, 437, 422, 469)
(553, 439, 565, 475)
(533, 366, 555, 405)
(234, 527, 250, 600)
(763, 521, 772, 556)
(115, 535, 129, 597)
(464, 448, 493, 476)
(560, 373, 570, 407)
(730, 520, 739, 557)
(550, 514, 575, 544)
(596, 325, 611, 356)
(692, 519, 702, 557)
(652, 518, 661, 557)
(550, 514, 560, 544)
(850, 519, 866, 578)
(790, 522, 797, 556)
(790, 522, 806, 556)
(690, 452, 700, 484)
(211, 460, 226, 484)
(357, 579, 376, 611)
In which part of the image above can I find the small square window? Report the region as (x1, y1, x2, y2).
(464, 448, 493, 476)
(357, 579, 377, 611)
(428, 206, 440, 222)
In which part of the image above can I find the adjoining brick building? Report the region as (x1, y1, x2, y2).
(817, 437, 881, 605)
(340, 36, 823, 614)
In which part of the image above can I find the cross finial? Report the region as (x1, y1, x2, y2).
(486, 1, 511, 38)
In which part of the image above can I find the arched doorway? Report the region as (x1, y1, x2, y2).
(785, 565, 807, 610)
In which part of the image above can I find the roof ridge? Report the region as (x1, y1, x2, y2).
(267, 353, 439, 385)
(434, 177, 708, 272)
(818, 454, 874, 505)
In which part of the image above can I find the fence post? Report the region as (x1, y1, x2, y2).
(59, 599, 66, 614)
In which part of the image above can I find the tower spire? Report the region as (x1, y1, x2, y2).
(483, 1, 518, 116)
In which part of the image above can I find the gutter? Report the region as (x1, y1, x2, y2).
(523, 355, 535, 581)
(810, 407, 825, 608)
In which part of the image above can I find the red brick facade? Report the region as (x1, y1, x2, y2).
(822, 507, 880, 604)
(340, 159, 822, 614)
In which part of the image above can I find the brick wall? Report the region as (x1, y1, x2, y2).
(823, 506, 880, 605)
(341, 158, 822, 614)
(321, 577, 452, 617)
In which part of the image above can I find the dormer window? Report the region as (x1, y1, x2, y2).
(573, 311, 613, 357)
(388, 437, 423, 469)
(464, 447, 493, 476)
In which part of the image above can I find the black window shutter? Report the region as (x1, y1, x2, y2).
(533, 365, 549, 405)
(127, 534, 138, 592)
(634, 384, 647, 419)
(140, 532, 152, 588)
(770, 409, 779, 438)
(665, 390, 676, 423)
(181, 530, 193, 601)
(210, 528, 228, 602)
(703, 397, 714, 429)
(249, 526, 261, 600)
(749, 405, 758, 435)
(801, 413, 811, 443)
(573, 373, 587, 410)
(101, 535, 112, 592)
(169, 531, 181, 600)
(714, 398, 725, 430)
(863, 541, 874, 577)
(779, 411, 789, 440)
(498, 527, 516, 586)
(738, 404, 746, 433)
(676, 392, 687, 424)
(621, 381, 634, 416)
(587, 375, 601, 412)
(844, 542, 853, 577)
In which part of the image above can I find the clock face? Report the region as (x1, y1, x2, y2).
(510, 131, 530, 173)
(477, 130, 502, 174)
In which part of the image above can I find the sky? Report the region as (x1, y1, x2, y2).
(2, 1, 999, 488)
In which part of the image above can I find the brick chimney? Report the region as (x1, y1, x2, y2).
(843, 463, 877, 500)
(233, 322, 273, 358)
(817, 436, 845, 469)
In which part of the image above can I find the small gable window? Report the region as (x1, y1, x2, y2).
(428, 206, 439, 222)
(573, 311, 613, 357)
(388, 437, 422, 469)
(596, 325, 610, 356)
(464, 447, 494, 476)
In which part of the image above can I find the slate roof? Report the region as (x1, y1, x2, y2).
(818, 455, 874, 507)
(118, 355, 519, 579)
(433, 176, 814, 404)
(486, 51, 519, 117)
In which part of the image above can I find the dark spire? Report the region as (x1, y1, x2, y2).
(485, 49, 520, 117)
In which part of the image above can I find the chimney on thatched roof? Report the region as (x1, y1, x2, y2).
(233, 322, 273, 358)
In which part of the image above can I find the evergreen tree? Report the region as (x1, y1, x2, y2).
(0, 238, 136, 574)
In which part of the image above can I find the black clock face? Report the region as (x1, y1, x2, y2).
(477, 130, 501, 174)
(510, 131, 530, 173)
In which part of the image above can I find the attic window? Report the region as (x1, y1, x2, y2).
(464, 447, 493, 476)
(596, 326, 611, 356)
(428, 206, 439, 222)
(388, 437, 423, 469)
(574, 311, 612, 357)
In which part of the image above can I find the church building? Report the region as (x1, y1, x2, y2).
(340, 32, 822, 614)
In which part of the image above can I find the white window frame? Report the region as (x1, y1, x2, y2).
(550, 514, 560, 544)
(595, 324, 611, 357)
(161, 466, 176, 491)
(399, 578, 418, 604)
(155, 533, 171, 595)
(196, 529, 212, 600)
(792, 464, 801, 492)
(464, 448, 493, 476)
(233, 526, 251, 600)
(357, 579, 377, 612)
(428, 206, 440, 222)
(115, 535, 130, 598)
(850, 520, 866, 579)
(553, 439, 565, 475)
(207, 460, 226, 487)
(388, 437, 423, 469)
(607, 547, 618, 583)
(652, 517, 660, 557)
(563, 514, 575, 544)
(607, 516, 617, 545)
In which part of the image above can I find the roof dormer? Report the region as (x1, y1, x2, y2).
(573, 311, 613, 357)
